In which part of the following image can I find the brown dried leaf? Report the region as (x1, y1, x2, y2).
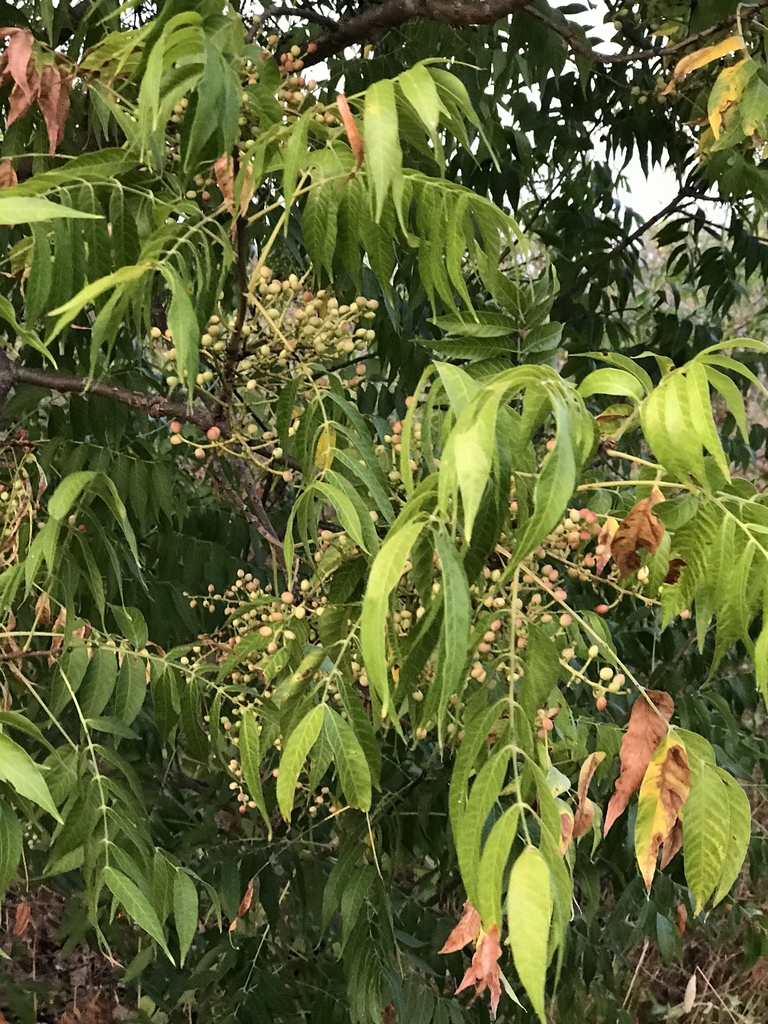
(454, 924, 502, 1016)
(573, 751, 605, 838)
(0, 158, 16, 188)
(47, 605, 67, 665)
(228, 877, 254, 932)
(611, 487, 665, 579)
(35, 590, 51, 627)
(37, 65, 71, 154)
(13, 900, 31, 936)
(660, 818, 683, 870)
(604, 689, 674, 834)
(336, 93, 364, 174)
(663, 35, 745, 95)
(439, 899, 481, 954)
(382, 1005, 395, 1024)
(214, 154, 235, 216)
(5, 29, 35, 102)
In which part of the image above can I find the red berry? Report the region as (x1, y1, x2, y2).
(542, 717, 554, 732)
(194, 448, 205, 460)
(206, 425, 221, 441)
(595, 604, 609, 615)
(170, 421, 183, 434)
(596, 696, 607, 712)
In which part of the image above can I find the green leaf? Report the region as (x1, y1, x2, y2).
(507, 847, 553, 1024)
(321, 706, 372, 812)
(79, 648, 118, 719)
(276, 704, 324, 822)
(47, 263, 153, 341)
(578, 367, 646, 401)
(360, 519, 425, 717)
(712, 769, 751, 906)
(683, 758, 729, 913)
(113, 653, 147, 727)
(429, 531, 471, 742)
(477, 803, 520, 930)
(363, 79, 402, 222)
(239, 711, 271, 837)
(0, 734, 62, 822)
(163, 267, 201, 389)
(0, 197, 103, 224)
(455, 749, 509, 909)
(0, 801, 22, 901)
(104, 865, 174, 962)
(173, 871, 198, 966)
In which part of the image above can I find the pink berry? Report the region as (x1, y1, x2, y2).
(595, 604, 609, 615)
(206, 425, 221, 441)
(170, 421, 183, 434)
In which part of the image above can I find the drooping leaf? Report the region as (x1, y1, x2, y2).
(604, 690, 674, 834)
(104, 866, 174, 961)
(506, 847, 553, 1024)
(634, 736, 691, 891)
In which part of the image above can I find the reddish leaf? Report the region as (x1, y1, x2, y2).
(612, 488, 665, 579)
(0, 159, 16, 188)
(13, 900, 31, 936)
(35, 590, 51, 627)
(382, 1005, 395, 1024)
(4, 29, 35, 102)
(559, 809, 574, 855)
(676, 901, 688, 935)
(439, 899, 481, 953)
(214, 154, 235, 216)
(228, 877, 254, 932)
(336, 93, 364, 172)
(604, 689, 674, 834)
(454, 924, 502, 1016)
(37, 66, 71, 155)
(572, 751, 605, 838)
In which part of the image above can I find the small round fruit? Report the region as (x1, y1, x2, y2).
(596, 695, 608, 712)
(206, 425, 221, 441)
(194, 447, 205, 460)
(170, 421, 183, 434)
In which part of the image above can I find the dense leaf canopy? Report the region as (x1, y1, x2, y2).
(0, 1, 767, 1023)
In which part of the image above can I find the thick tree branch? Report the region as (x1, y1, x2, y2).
(527, 0, 768, 66)
(0, 348, 214, 431)
(302, 0, 535, 66)
(259, 4, 338, 28)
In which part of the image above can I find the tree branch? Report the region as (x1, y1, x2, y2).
(0, 348, 214, 431)
(557, 186, 692, 304)
(302, 0, 535, 67)
(526, 0, 768, 66)
(259, 4, 338, 28)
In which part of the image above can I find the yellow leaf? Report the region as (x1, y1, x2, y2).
(634, 735, 691, 891)
(708, 58, 754, 138)
(663, 35, 746, 94)
(314, 424, 336, 470)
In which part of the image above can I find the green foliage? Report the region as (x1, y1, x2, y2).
(0, 1, 766, 1023)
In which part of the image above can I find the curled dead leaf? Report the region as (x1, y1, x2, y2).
(676, 901, 688, 936)
(454, 924, 502, 1016)
(595, 516, 619, 575)
(228, 877, 254, 932)
(663, 35, 745, 95)
(439, 899, 481, 953)
(35, 590, 51, 627)
(336, 93, 364, 177)
(604, 690, 674, 834)
(573, 751, 605, 838)
(612, 487, 665, 579)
